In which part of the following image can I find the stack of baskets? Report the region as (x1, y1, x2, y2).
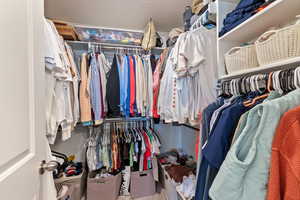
(225, 16, 300, 74)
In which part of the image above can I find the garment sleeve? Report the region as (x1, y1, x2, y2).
(180, 33, 205, 76)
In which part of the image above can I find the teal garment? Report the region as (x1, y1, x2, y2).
(209, 90, 300, 200)
(231, 92, 281, 145)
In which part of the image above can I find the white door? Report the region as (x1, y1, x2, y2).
(0, 0, 55, 200)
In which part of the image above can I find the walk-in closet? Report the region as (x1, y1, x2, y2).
(1, 0, 300, 200)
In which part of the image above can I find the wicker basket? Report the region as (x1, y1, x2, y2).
(225, 45, 259, 74)
(255, 17, 300, 66)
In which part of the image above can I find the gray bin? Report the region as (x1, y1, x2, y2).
(87, 173, 122, 200)
(130, 170, 156, 199)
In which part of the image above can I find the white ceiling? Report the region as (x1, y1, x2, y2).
(45, 0, 192, 32)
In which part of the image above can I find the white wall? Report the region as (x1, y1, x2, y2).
(45, 0, 191, 32)
(51, 123, 197, 162)
(179, 126, 197, 158)
(51, 126, 89, 162)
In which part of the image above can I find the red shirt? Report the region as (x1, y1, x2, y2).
(142, 131, 152, 170)
(129, 56, 136, 115)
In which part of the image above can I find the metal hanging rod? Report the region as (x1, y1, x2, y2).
(66, 40, 164, 51)
(103, 117, 151, 123)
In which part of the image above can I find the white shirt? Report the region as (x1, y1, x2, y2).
(181, 27, 218, 113)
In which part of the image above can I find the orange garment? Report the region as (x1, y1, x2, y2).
(267, 105, 300, 200)
(79, 54, 92, 123)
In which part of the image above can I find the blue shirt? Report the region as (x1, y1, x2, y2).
(195, 99, 224, 200)
(118, 55, 129, 116)
(125, 56, 131, 117)
(196, 96, 253, 200)
(89, 55, 102, 121)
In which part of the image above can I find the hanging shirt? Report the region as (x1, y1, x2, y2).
(153, 49, 169, 119)
(97, 53, 109, 115)
(135, 56, 147, 116)
(129, 56, 136, 116)
(65, 43, 80, 128)
(181, 27, 218, 114)
(145, 55, 154, 117)
(118, 55, 128, 116)
(158, 49, 177, 123)
(209, 90, 300, 200)
(140, 58, 147, 117)
(125, 56, 131, 117)
(267, 105, 300, 200)
(79, 54, 92, 125)
(106, 55, 120, 117)
(89, 55, 103, 124)
(196, 97, 250, 200)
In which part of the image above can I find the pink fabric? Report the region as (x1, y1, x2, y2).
(152, 49, 168, 118)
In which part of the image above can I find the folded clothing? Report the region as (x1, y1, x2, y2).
(219, 0, 266, 37)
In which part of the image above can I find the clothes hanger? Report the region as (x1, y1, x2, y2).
(243, 76, 255, 105)
(244, 74, 271, 107)
(240, 77, 245, 94)
(294, 67, 300, 89)
(130, 121, 137, 142)
(272, 71, 278, 92)
(233, 79, 238, 96)
(288, 69, 294, 91)
(275, 71, 284, 93)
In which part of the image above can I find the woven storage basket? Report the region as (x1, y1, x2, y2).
(255, 17, 300, 66)
(225, 45, 259, 74)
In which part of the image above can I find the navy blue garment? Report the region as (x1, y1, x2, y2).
(235, 0, 265, 10)
(196, 96, 253, 200)
(219, 0, 265, 36)
(196, 93, 263, 200)
(196, 98, 235, 200)
(203, 98, 250, 168)
(106, 55, 121, 117)
(195, 99, 224, 200)
(196, 158, 210, 200)
(201, 98, 225, 145)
